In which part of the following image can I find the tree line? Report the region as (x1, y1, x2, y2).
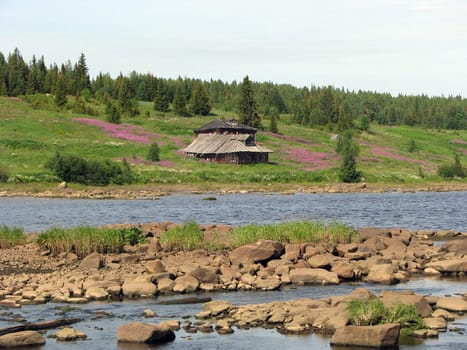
(0, 48, 465, 130)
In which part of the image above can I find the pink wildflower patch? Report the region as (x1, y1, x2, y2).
(451, 139, 467, 145)
(158, 160, 177, 167)
(169, 136, 186, 148)
(74, 118, 160, 145)
(289, 148, 335, 171)
(266, 132, 320, 146)
(358, 141, 430, 166)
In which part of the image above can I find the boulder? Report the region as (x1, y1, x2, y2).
(359, 227, 392, 241)
(254, 276, 281, 291)
(79, 252, 104, 270)
(145, 259, 166, 274)
(0, 331, 46, 347)
(289, 268, 339, 285)
(173, 275, 199, 293)
(425, 259, 467, 273)
(157, 278, 175, 293)
(122, 278, 157, 298)
(202, 300, 232, 316)
(440, 239, 467, 254)
(229, 240, 284, 265)
(85, 286, 108, 301)
(117, 322, 175, 344)
(436, 296, 467, 312)
(331, 323, 400, 348)
(331, 261, 355, 280)
(55, 327, 87, 341)
(366, 264, 397, 284)
(423, 317, 447, 330)
(189, 267, 218, 284)
(307, 253, 335, 268)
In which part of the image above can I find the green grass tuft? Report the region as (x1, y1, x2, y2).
(36, 226, 144, 257)
(160, 221, 205, 251)
(0, 225, 26, 248)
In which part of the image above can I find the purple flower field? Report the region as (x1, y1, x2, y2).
(359, 141, 430, 166)
(74, 118, 160, 145)
(289, 148, 335, 171)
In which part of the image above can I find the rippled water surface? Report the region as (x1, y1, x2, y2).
(1, 192, 466, 349)
(1, 191, 466, 232)
(0, 278, 466, 350)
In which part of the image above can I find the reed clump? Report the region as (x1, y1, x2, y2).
(36, 226, 144, 257)
(230, 221, 359, 248)
(346, 299, 425, 336)
(0, 225, 26, 248)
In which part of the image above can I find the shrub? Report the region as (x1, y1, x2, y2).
(347, 299, 425, 336)
(45, 152, 134, 185)
(0, 167, 9, 183)
(407, 139, 418, 153)
(438, 154, 465, 179)
(147, 142, 160, 162)
(0, 225, 26, 248)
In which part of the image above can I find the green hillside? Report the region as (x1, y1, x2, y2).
(0, 96, 465, 192)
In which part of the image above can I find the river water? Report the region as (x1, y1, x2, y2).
(0, 192, 466, 349)
(1, 191, 466, 232)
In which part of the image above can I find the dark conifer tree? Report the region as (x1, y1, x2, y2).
(173, 79, 189, 116)
(153, 79, 170, 112)
(189, 80, 211, 115)
(54, 75, 67, 107)
(238, 75, 262, 128)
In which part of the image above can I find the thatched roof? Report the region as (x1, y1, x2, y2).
(194, 119, 257, 135)
(183, 134, 272, 155)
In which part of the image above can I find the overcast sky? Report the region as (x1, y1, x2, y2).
(1, 0, 466, 97)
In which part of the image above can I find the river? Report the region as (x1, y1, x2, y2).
(0, 192, 466, 349)
(1, 191, 466, 232)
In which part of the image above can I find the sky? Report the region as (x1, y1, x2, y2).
(1, 0, 466, 97)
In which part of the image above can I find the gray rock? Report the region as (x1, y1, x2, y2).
(0, 331, 46, 347)
(117, 322, 175, 344)
(289, 268, 339, 285)
(331, 323, 400, 348)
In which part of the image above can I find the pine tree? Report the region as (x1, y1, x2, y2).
(269, 111, 279, 134)
(238, 75, 262, 128)
(54, 75, 67, 107)
(74, 53, 90, 95)
(337, 132, 360, 183)
(320, 86, 339, 125)
(154, 79, 169, 113)
(173, 79, 189, 116)
(189, 80, 211, 115)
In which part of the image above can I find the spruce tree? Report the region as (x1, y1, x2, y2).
(337, 132, 360, 183)
(54, 75, 67, 107)
(269, 112, 279, 134)
(189, 80, 211, 115)
(74, 53, 90, 95)
(173, 79, 189, 116)
(238, 75, 262, 128)
(154, 79, 169, 113)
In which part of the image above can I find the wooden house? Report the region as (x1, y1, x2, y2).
(182, 119, 272, 164)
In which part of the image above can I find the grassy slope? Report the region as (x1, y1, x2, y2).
(0, 96, 466, 190)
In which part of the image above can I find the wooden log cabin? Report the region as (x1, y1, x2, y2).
(182, 119, 272, 164)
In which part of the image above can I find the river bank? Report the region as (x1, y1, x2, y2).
(1, 223, 466, 348)
(1, 181, 467, 200)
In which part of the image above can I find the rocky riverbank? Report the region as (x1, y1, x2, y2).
(1, 181, 467, 199)
(0, 224, 466, 348)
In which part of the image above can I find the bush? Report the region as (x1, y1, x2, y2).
(438, 154, 465, 179)
(407, 139, 418, 153)
(0, 167, 9, 183)
(45, 152, 134, 185)
(347, 299, 425, 336)
(147, 142, 160, 161)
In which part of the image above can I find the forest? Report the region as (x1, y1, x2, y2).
(0, 48, 466, 131)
